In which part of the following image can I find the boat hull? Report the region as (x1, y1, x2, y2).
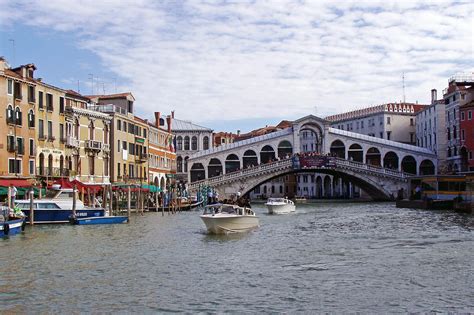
(200, 215, 259, 234)
(266, 203, 296, 214)
(71, 216, 128, 225)
(22, 209, 105, 224)
(1, 218, 25, 236)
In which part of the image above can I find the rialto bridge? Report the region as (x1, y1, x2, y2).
(187, 115, 437, 201)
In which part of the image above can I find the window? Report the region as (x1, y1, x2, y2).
(461, 112, 465, 121)
(184, 136, 190, 150)
(39, 119, 44, 139)
(122, 141, 127, 151)
(59, 97, 65, 113)
(8, 159, 21, 174)
(15, 107, 22, 125)
(46, 93, 53, 111)
(386, 131, 391, 140)
(117, 119, 121, 131)
(38, 91, 44, 109)
(104, 157, 109, 176)
(191, 136, 198, 150)
(59, 123, 64, 141)
(361, 121, 364, 128)
(14, 82, 22, 99)
(28, 109, 35, 127)
(16, 137, 24, 155)
(6, 105, 14, 124)
(7, 135, 15, 152)
(89, 155, 95, 175)
(453, 126, 457, 139)
(387, 117, 391, 125)
(410, 118, 414, 126)
(117, 163, 121, 177)
(29, 139, 34, 156)
(7, 79, 13, 95)
(48, 121, 53, 139)
(447, 127, 450, 140)
(469, 111, 472, 120)
(462, 129, 465, 141)
(29, 160, 35, 175)
(203, 136, 209, 150)
(128, 101, 133, 113)
(28, 85, 35, 103)
(143, 129, 147, 139)
(380, 132, 383, 138)
(117, 140, 120, 152)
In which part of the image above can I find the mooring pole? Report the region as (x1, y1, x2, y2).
(29, 188, 34, 225)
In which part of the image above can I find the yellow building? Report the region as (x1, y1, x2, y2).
(88, 93, 149, 184)
(0, 58, 39, 180)
(64, 90, 111, 185)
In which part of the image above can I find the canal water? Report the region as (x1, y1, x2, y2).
(1, 202, 473, 313)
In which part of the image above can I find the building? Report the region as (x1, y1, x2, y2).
(326, 102, 426, 144)
(148, 112, 176, 190)
(214, 131, 237, 147)
(0, 58, 37, 180)
(64, 90, 112, 185)
(459, 86, 474, 172)
(88, 93, 149, 184)
(416, 89, 447, 173)
(443, 74, 474, 173)
(167, 113, 213, 182)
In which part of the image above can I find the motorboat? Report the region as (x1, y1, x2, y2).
(70, 215, 128, 225)
(0, 206, 26, 236)
(265, 197, 296, 214)
(15, 187, 104, 224)
(200, 203, 259, 234)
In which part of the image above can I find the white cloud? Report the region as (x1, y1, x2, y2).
(1, 0, 473, 129)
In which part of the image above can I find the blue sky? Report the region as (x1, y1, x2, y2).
(1, 0, 472, 133)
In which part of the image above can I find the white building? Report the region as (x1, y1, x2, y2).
(326, 102, 427, 144)
(416, 89, 447, 173)
(166, 113, 213, 182)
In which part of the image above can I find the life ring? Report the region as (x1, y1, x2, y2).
(3, 223, 9, 235)
(21, 220, 26, 231)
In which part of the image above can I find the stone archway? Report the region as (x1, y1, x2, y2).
(330, 140, 345, 158)
(225, 154, 240, 173)
(366, 147, 381, 166)
(348, 143, 363, 162)
(277, 140, 293, 159)
(419, 159, 435, 175)
(260, 145, 276, 164)
(401, 155, 417, 175)
(190, 163, 205, 182)
(299, 121, 324, 153)
(243, 150, 258, 168)
(383, 151, 399, 170)
(208, 158, 223, 178)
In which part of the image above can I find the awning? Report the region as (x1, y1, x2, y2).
(141, 184, 161, 193)
(0, 178, 34, 188)
(51, 179, 107, 194)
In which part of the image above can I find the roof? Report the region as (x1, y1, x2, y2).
(86, 92, 135, 101)
(325, 103, 427, 122)
(169, 118, 213, 132)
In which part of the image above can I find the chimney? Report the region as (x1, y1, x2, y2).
(171, 110, 175, 118)
(0, 57, 7, 73)
(431, 89, 437, 104)
(166, 115, 172, 133)
(237, 130, 240, 136)
(154, 112, 161, 128)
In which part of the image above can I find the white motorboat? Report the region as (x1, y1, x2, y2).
(265, 197, 296, 214)
(200, 203, 259, 234)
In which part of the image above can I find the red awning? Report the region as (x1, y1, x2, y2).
(0, 178, 34, 188)
(51, 179, 107, 193)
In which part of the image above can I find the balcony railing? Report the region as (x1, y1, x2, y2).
(85, 140, 103, 151)
(135, 153, 148, 163)
(66, 136, 80, 148)
(36, 167, 72, 177)
(38, 134, 47, 141)
(47, 135, 56, 142)
(102, 143, 110, 152)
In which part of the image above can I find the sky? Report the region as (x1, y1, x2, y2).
(0, 0, 472, 133)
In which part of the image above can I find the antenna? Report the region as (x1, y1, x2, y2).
(77, 80, 80, 93)
(8, 39, 15, 65)
(102, 83, 105, 94)
(402, 72, 406, 103)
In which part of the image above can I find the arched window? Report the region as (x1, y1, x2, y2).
(28, 109, 35, 128)
(15, 107, 22, 125)
(6, 105, 13, 123)
(177, 136, 183, 150)
(203, 136, 209, 150)
(74, 118, 80, 138)
(191, 136, 198, 150)
(184, 136, 190, 150)
(177, 156, 183, 173)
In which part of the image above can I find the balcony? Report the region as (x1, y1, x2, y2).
(66, 136, 80, 148)
(102, 143, 110, 152)
(36, 167, 71, 177)
(85, 140, 103, 151)
(38, 134, 47, 141)
(47, 135, 56, 142)
(135, 153, 148, 163)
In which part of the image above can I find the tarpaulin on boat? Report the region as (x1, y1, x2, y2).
(51, 179, 107, 194)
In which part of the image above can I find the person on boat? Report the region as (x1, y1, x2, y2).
(9, 184, 17, 206)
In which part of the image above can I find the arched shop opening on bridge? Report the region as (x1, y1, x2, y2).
(260, 145, 276, 163)
(366, 147, 381, 166)
(208, 158, 223, 178)
(348, 144, 363, 162)
(190, 163, 205, 182)
(383, 151, 399, 170)
(401, 155, 417, 174)
(277, 141, 293, 159)
(419, 159, 435, 175)
(330, 140, 345, 158)
(243, 150, 258, 168)
(225, 154, 240, 173)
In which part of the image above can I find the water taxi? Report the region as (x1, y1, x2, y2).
(200, 203, 259, 234)
(265, 197, 296, 214)
(0, 206, 26, 236)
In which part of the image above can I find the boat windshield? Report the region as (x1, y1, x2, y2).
(45, 190, 61, 199)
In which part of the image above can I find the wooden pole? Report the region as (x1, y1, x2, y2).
(29, 188, 34, 225)
(72, 185, 77, 219)
(127, 185, 131, 221)
(155, 191, 158, 213)
(161, 192, 164, 216)
(7, 186, 11, 209)
(102, 185, 106, 210)
(109, 185, 113, 216)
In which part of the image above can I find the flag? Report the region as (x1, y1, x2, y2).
(168, 135, 175, 152)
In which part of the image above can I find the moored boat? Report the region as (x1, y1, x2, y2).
(0, 206, 26, 237)
(70, 215, 129, 225)
(200, 203, 259, 234)
(15, 187, 104, 224)
(265, 197, 296, 214)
